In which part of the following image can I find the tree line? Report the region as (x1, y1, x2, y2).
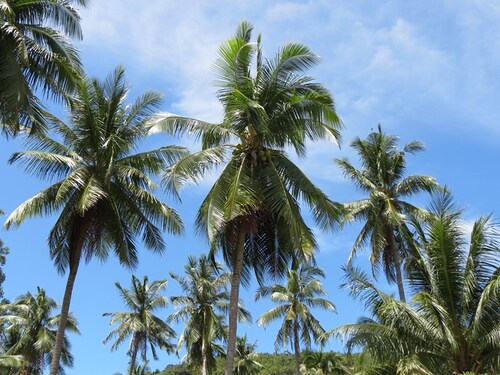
(0, 1, 498, 375)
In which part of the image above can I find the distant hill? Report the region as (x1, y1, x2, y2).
(155, 352, 356, 375)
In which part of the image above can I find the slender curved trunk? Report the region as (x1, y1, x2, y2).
(388, 228, 406, 302)
(293, 319, 301, 375)
(49, 214, 91, 375)
(224, 227, 246, 375)
(128, 334, 141, 375)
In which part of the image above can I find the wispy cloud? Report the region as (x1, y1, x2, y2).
(80, 1, 500, 140)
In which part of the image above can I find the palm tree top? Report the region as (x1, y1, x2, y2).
(4, 66, 187, 272)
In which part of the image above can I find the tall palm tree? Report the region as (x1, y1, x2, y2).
(334, 193, 500, 374)
(169, 254, 251, 375)
(335, 125, 440, 302)
(0, 287, 79, 374)
(4, 67, 186, 375)
(153, 21, 343, 374)
(256, 264, 336, 375)
(103, 275, 176, 374)
(233, 335, 262, 375)
(0, 0, 88, 136)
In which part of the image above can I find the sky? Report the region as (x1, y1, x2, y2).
(1, 0, 500, 374)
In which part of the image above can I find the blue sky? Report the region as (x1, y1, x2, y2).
(2, 1, 500, 374)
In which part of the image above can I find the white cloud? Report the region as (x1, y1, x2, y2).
(79, 1, 500, 141)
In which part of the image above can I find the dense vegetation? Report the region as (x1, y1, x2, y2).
(0, 1, 498, 375)
(158, 352, 357, 375)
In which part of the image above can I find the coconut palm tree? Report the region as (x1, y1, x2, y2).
(169, 254, 251, 375)
(335, 125, 440, 302)
(153, 21, 342, 374)
(256, 264, 336, 375)
(0, 0, 88, 136)
(334, 193, 500, 374)
(4, 67, 186, 375)
(0, 287, 79, 374)
(103, 275, 176, 374)
(233, 335, 262, 375)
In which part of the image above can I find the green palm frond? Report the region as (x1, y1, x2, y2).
(0, 0, 88, 135)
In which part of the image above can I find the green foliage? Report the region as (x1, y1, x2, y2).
(157, 352, 356, 375)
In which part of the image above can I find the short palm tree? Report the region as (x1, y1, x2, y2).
(153, 21, 342, 374)
(103, 275, 176, 374)
(0, 0, 88, 136)
(256, 264, 336, 375)
(4, 67, 186, 375)
(335, 125, 440, 302)
(0, 287, 79, 374)
(169, 254, 251, 375)
(334, 193, 500, 374)
(233, 335, 262, 375)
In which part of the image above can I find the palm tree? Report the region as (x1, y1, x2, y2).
(153, 21, 343, 374)
(334, 193, 500, 374)
(335, 125, 440, 302)
(0, 287, 79, 374)
(0, 0, 88, 136)
(4, 67, 186, 375)
(103, 275, 176, 374)
(256, 264, 336, 375)
(233, 335, 262, 375)
(169, 254, 251, 375)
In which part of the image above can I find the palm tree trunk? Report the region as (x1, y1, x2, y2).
(129, 334, 140, 375)
(224, 226, 246, 375)
(49, 214, 90, 375)
(48, 247, 82, 375)
(293, 319, 301, 375)
(388, 229, 406, 302)
(201, 339, 208, 375)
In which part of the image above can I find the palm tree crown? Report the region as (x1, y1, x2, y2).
(169, 254, 251, 375)
(335, 125, 440, 301)
(233, 335, 263, 375)
(0, 287, 79, 374)
(0, 0, 88, 136)
(153, 21, 343, 375)
(4, 67, 186, 375)
(335, 193, 500, 374)
(256, 264, 336, 375)
(104, 275, 176, 373)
